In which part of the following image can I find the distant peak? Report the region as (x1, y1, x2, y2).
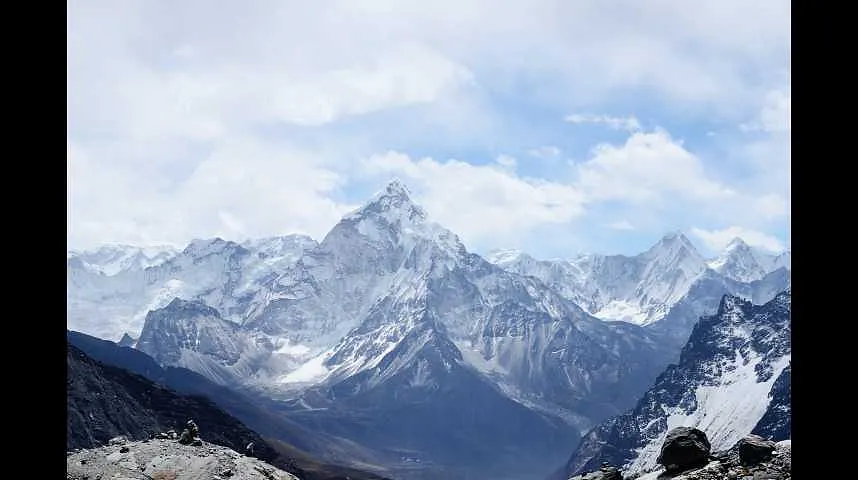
(650, 231, 696, 252)
(384, 178, 411, 197)
(117, 333, 137, 347)
(182, 237, 243, 256)
(342, 179, 427, 223)
(725, 237, 749, 251)
(370, 179, 417, 206)
(660, 230, 689, 243)
(642, 231, 705, 266)
(159, 297, 220, 317)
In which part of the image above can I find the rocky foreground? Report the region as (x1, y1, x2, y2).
(570, 428, 791, 480)
(67, 436, 300, 480)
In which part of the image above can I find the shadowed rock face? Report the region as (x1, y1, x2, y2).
(751, 363, 791, 441)
(67, 332, 394, 480)
(66, 343, 278, 464)
(558, 291, 791, 478)
(629, 437, 791, 480)
(656, 427, 710, 473)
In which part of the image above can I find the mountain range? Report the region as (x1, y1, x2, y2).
(68, 330, 393, 480)
(67, 180, 791, 479)
(557, 291, 791, 478)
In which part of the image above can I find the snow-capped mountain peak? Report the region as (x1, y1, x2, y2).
(561, 291, 791, 477)
(383, 177, 411, 197)
(643, 231, 701, 261)
(182, 237, 244, 258)
(325, 180, 465, 263)
(136, 297, 270, 385)
(342, 179, 427, 225)
(725, 237, 749, 251)
(707, 237, 776, 283)
(67, 244, 179, 276)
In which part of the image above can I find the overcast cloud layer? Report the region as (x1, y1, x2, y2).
(68, 0, 790, 257)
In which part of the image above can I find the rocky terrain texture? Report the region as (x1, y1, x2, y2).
(629, 429, 791, 480)
(569, 428, 790, 480)
(560, 291, 791, 477)
(68, 338, 392, 480)
(67, 181, 791, 480)
(67, 436, 299, 480)
(67, 342, 277, 461)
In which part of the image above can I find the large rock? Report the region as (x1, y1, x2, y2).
(738, 435, 776, 465)
(568, 462, 623, 480)
(643, 438, 791, 480)
(656, 427, 711, 472)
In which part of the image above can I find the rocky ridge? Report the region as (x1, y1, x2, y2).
(570, 429, 790, 480)
(628, 432, 791, 480)
(67, 436, 300, 480)
(559, 291, 791, 477)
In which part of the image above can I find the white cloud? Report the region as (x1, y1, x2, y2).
(495, 154, 517, 168)
(565, 114, 642, 132)
(574, 129, 733, 203)
(70, 38, 472, 141)
(361, 152, 586, 247)
(67, 0, 790, 253)
(68, 138, 355, 248)
(690, 226, 786, 253)
(570, 128, 787, 229)
(606, 220, 635, 231)
(741, 86, 791, 133)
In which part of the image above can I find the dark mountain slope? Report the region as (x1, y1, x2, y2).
(67, 342, 277, 464)
(67, 330, 391, 479)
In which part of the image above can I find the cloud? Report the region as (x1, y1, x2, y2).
(574, 129, 734, 203)
(361, 152, 586, 247)
(528, 146, 562, 158)
(605, 220, 635, 231)
(359, 120, 786, 251)
(571, 128, 789, 232)
(690, 226, 786, 253)
(70, 34, 473, 142)
(741, 86, 791, 133)
(68, 138, 355, 248)
(67, 0, 790, 255)
(565, 114, 642, 132)
(495, 154, 517, 168)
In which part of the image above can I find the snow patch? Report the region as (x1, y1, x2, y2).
(486, 249, 525, 265)
(274, 341, 311, 356)
(593, 300, 650, 325)
(278, 351, 333, 384)
(409, 359, 433, 387)
(626, 351, 791, 474)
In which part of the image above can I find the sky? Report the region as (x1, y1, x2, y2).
(67, 0, 790, 259)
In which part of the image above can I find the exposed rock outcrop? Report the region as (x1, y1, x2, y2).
(736, 435, 776, 465)
(569, 461, 624, 479)
(67, 343, 278, 462)
(66, 438, 300, 480)
(627, 435, 790, 480)
(656, 427, 710, 473)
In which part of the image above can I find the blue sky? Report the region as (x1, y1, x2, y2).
(67, 0, 790, 258)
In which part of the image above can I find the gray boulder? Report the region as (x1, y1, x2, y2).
(738, 435, 776, 465)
